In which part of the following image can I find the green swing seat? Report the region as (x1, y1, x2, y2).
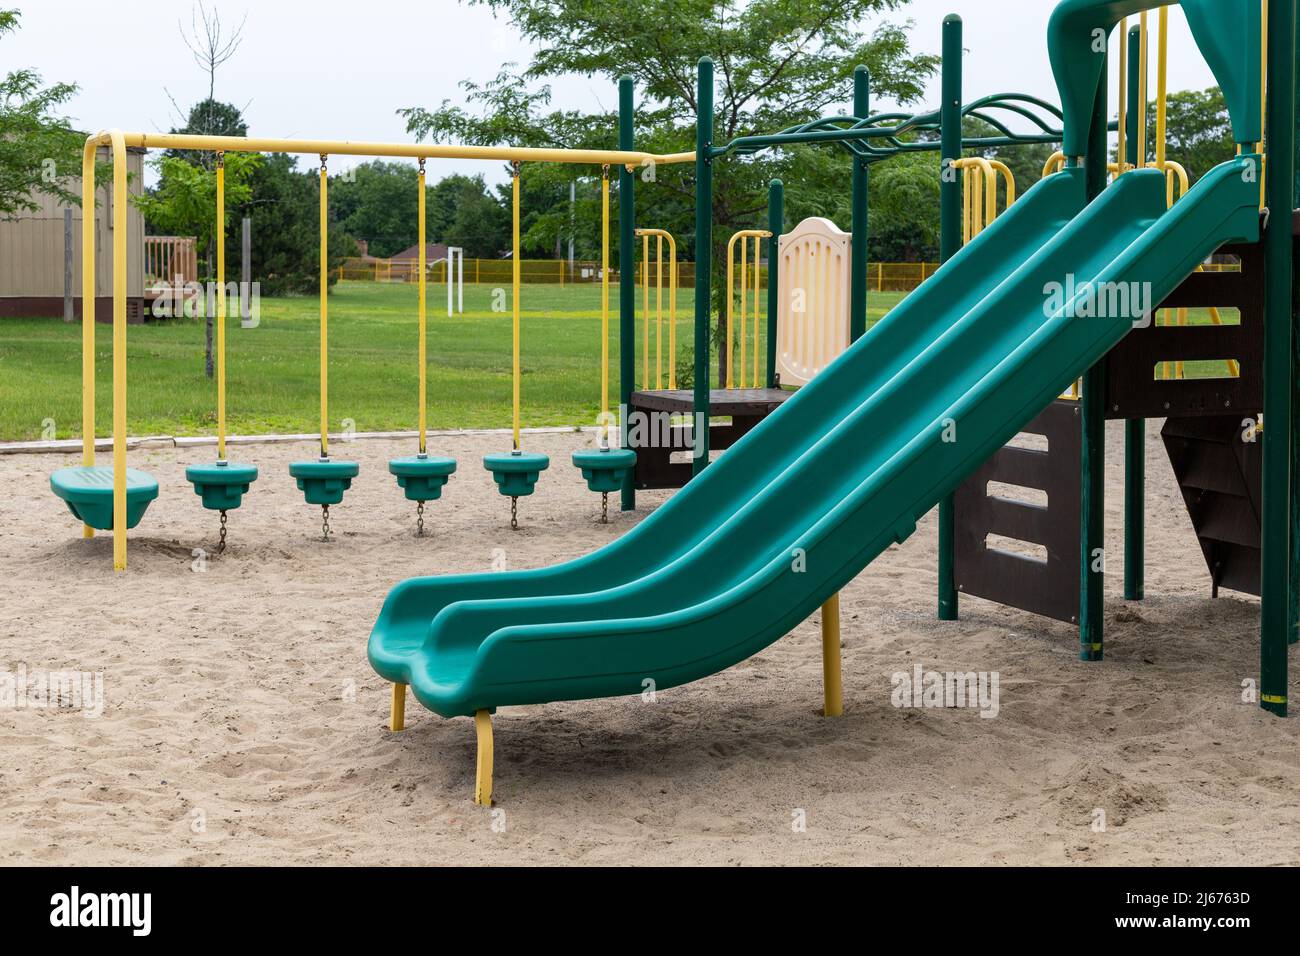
(483, 450, 549, 497)
(185, 460, 259, 511)
(50, 466, 159, 531)
(389, 455, 457, 501)
(572, 447, 637, 493)
(289, 459, 359, 506)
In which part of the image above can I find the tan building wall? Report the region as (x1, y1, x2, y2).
(0, 145, 146, 318)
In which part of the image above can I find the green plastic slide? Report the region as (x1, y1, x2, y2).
(370, 157, 1260, 719)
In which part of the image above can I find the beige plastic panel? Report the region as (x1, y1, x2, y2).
(776, 217, 852, 388)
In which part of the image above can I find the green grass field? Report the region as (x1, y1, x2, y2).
(0, 282, 909, 441)
(0, 281, 1239, 442)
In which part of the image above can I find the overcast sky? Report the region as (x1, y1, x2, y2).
(22, 0, 1222, 185)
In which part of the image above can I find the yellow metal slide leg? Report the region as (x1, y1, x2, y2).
(474, 709, 494, 806)
(821, 593, 843, 717)
(390, 682, 406, 732)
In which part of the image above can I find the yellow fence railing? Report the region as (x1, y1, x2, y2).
(338, 256, 941, 292)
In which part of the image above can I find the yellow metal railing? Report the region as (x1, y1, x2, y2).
(1111, 8, 1243, 384)
(953, 156, 1015, 243)
(725, 229, 772, 389)
(635, 228, 679, 390)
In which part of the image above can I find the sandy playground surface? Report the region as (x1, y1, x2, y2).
(0, 422, 1297, 866)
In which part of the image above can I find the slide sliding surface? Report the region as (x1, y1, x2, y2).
(372, 159, 1260, 718)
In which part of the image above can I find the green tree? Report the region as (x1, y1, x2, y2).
(399, 0, 938, 382)
(448, 176, 510, 257)
(1148, 87, 1234, 182)
(228, 153, 357, 296)
(135, 152, 262, 274)
(428, 172, 493, 242)
(0, 9, 85, 216)
(867, 151, 941, 261)
(331, 160, 423, 258)
(163, 97, 249, 168)
(134, 150, 260, 376)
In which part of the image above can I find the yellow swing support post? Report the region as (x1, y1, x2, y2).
(80, 139, 97, 541)
(572, 168, 636, 523)
(418, 158, 427, 455)
(601, 169, 611, 439)
(751, 237, 762, 388)
(483, 160, 549, 533)
(110, 130, 128, 571)
(511, 162, 522, 451)
(319, 155, 330, 459)
(216, 153, 227, 460)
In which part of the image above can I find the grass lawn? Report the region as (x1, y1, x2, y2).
(0, 281, 909, 442)
(0, 281, 1237, 442)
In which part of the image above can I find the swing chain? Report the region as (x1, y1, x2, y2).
(510, 496, 518, 531)
(216, 151, 225, 171)
(322, 504, 331, 541)
(418, 157, 426, 175)
(601, 492, 609, 524)
(417, 500, 426, 537)
(218, 509, 228, 553)
(319, 154, 328, 175)
(510, 160, 521, 179)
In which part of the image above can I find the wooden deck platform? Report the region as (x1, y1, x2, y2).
(626, 387, 793, 490)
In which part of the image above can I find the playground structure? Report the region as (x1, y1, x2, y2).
(45, 1, 1299, 805)
(369, 0, 1293, 805)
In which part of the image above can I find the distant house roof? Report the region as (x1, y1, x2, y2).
(391, 242, 449, 261)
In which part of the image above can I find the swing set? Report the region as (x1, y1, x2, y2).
(51, 132, 692, 568)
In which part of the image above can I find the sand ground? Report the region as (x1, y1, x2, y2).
(1, 421, 1297, 866)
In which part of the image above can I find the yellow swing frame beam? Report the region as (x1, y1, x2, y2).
(77, 130, 694, 570)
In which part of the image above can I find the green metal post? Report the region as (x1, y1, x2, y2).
(1123, 24, 1145, 602)
(618, 75, 637, 510)
(1079, 54, 1110, 662)
(693, 58, 714, 477)
(1261, 0, 1295, 715)
(849, 65, 871, 342)
(766, 179, 783, 388)
(1293, 13, 1300, 650)
(937, 14, 962, 622)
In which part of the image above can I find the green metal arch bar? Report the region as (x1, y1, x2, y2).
(714, 92, 1066, 161)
